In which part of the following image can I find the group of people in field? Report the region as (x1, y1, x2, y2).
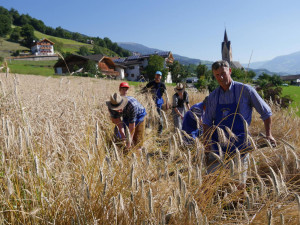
(106, 60, 277, 188)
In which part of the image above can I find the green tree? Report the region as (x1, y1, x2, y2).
(144, 55, 167, 81)
(84, 60, 97, 74)
(21, 24, 36, 47)
(0, 14, 12, 37)
(9, 8, 20, 24)
(30, 18, 46, 33)
(78, 46, 90, 56)
(9, 27, 21, 42)
(169, 60, 182, 83)
(196, 64, 208, 78)
(93, 45, 103, 54)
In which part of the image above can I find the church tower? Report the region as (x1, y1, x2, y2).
(221, 29, 233, 64)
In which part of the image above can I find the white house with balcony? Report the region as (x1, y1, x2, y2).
(113, 51, 174, 83)
(31, 38, 55, 56)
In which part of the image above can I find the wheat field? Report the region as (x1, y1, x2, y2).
(0, 72, 299, 224)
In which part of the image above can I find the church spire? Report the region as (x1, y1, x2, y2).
(224, 29, 229, 43)
(221, 29, 232, 64)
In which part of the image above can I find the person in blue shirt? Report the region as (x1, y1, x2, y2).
(107, 93, 147, 149)
(203, 60, 276, 187)
(182, 97, 207, 139)
(144, 71, 169, 134)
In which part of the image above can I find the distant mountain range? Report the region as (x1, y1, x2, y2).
(118, 42, 300, 75)
(244, 51, 300, 75)
(117, 42, 211, 66)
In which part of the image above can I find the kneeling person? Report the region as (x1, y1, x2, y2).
(182, 98, 207, 139)
(107, 93, 147, 149)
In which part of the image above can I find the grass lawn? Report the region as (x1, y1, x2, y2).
(7, 60, 57, 76)
(282, 85, 300, 116)
(0, 40, 29, 58)
(34, 31, 90, 46)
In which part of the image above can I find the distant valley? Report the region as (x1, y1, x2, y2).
(118, 42, 300, 76)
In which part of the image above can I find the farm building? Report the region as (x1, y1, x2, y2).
(54, 54, 124, 78)
(113, 51, 174, 83)
(31, 38, 55, 56)
(281, 74, 300, 86)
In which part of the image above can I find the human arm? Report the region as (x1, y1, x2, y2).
(185, 91, 190, 110)
(127, 122, 135, 148)
(111, 117, 126, 140)
(263, 117, 277, 147)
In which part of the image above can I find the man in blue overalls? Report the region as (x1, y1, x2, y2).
(144, 71, 169, 135)
(203, 60, 276, 188)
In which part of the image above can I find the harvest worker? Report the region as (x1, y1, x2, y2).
(107, 93, 147, 149)
(172, 83, 190, 130)
(182, 97, 207, 139)
(203, 60, 276, 186)
(119, 82, 130, 96)
(144, 71, 169, 135)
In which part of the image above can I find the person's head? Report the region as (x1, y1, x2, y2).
(106, 93, 128, 113)
(211, 60, 232, 91)
(174, 83, 184, 95)
(154, 71, 162, 83)
(119, 82, 130, 96)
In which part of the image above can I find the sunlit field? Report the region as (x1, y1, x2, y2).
(0, 72, 299, 224)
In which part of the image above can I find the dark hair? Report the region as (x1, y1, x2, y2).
(211, 60, 229, 71)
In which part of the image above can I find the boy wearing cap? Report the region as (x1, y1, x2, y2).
(172, 83, 190, 130)
(119, 82, 130, 96)
(107, 93, 147, 149)
(144, 71, 168, 134)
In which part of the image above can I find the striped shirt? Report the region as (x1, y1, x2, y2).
(203, 80, 272, 126)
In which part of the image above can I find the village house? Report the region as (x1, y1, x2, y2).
(54, 54, 123, 77)
(31, 38, 55, 56)
(280, 74, 300, 86)
(113, 51, 174, 83)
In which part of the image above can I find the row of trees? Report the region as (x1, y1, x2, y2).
(0, 6, 130, 57)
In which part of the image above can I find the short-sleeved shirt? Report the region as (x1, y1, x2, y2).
(146, 80, 166, 106)
(172, 91, 189, 108)
(203, 80, 272, 126)
(109, 96, 146, 124)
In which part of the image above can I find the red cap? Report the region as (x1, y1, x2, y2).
(119, 82, 130, 88)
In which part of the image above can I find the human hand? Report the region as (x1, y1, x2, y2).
(266, 135, 277, 147)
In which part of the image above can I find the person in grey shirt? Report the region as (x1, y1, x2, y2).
(203, 60, 276, 188)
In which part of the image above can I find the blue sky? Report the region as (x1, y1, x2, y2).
(1, 0, 300, 63)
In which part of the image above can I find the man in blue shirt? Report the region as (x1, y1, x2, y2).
(144, 71, 169, 134)
(203, 60, 276, 187)
(107, 93, 147, 149)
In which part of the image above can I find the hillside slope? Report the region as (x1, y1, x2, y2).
(118, 42, 212, 65)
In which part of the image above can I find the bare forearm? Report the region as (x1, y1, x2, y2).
(129, 123, 135, 138)
(111, 117, 126, 139)
(263, 116, 277, 146)
(263, 117, 272, 137)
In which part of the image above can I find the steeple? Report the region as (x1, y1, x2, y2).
(221, 29, 232, 64)
(224, 29, 229, 43)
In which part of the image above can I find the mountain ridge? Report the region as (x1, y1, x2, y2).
(119, 42, 300, 75)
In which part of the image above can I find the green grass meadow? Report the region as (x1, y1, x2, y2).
(282, 85, 300, 116)
(7, 60, 57, 76)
